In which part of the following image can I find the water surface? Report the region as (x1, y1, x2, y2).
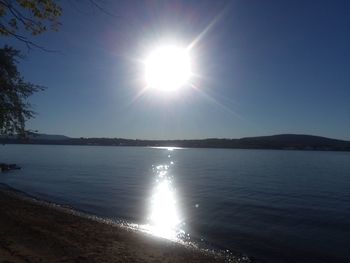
(0, 145, 349, 263)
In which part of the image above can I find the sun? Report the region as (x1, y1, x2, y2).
(144, 45, 191, 92)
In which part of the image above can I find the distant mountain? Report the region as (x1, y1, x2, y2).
(28, 133, 70, 141)
(1, 133, 350, 151)
(0, 133, 70, 141)
(237, 134, 350, 149)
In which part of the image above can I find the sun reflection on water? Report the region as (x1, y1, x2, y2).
(142, 162, 185, 240)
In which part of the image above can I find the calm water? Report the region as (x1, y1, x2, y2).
(0, 145, 349, 263)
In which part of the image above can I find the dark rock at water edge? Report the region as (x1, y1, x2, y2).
(0, 163, 21, 172)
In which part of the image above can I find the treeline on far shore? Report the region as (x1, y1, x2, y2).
(1, 134, 350, 151)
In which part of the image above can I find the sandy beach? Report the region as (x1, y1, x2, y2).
(0, 188, 231, 263)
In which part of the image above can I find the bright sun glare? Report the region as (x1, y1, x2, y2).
(148, 179, 181, 239)
(143, 163, 183, 240)
(145, 45, 191, 91)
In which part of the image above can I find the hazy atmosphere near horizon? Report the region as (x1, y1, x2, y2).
(3, 0, 350, 140)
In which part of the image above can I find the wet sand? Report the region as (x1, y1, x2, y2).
(0, 188, 229, 263)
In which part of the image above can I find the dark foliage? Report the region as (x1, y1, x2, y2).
(0, 45, 44, 136)
(0, 0, 62, 50)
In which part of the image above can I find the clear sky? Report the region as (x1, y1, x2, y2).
(2, 0, 350, 140)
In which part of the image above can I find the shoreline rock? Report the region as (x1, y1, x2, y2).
(0, 163, 21, 172)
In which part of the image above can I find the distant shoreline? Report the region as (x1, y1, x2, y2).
(1, 133, 350, 151)
(0, 186, 231, 263)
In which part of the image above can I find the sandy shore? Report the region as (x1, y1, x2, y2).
(0, 188, 233, 263)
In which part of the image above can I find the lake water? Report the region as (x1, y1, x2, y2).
(0, 145, 349, 263)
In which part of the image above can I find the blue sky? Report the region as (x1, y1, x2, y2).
(2, 0, 350, 140)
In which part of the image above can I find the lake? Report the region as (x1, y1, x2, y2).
(0, 144, 349, 263)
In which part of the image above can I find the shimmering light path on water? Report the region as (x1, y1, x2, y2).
(142, 161, 184, 240)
